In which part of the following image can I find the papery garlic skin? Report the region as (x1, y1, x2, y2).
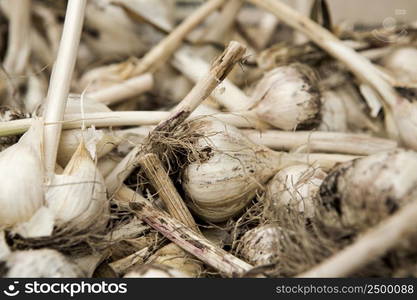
(46, 142, 109, 231)
(265, 165, 326, 220)
(249, 65, 321, 130)
(147, 243, 201, 278)
(318, 90, 348, 132)
(1, 249, 83, 278)
(0, 120, 44, 226)
(124, 264, 191, 278)
(382, 47, 417, 84)
(182, 117, 283, 222)
(239, 224, 282, 266)
(319, 150, 417, 229)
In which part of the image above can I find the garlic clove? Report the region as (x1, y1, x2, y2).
(46, 141, 109, 231)
(12, 206, 55, 238)
(1, 249, 83, 278)
(123, 264, 191, 278)
(147, 243, 202, 278)
(0, 119, 44, 227)
(319, 150, 417, 230)
(265, 164, 326, 221)
(239, 224, 283, 266)
(58, 127, 121, 167)
(182, 117, 283, 222)
(249, 64, 321, 130)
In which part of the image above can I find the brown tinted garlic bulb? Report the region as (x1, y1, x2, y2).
(239, 224, 283, 266)
(319, 150, 417, 231)
(265, 165, 326, 220)
(182, 117, 355, 222)
(1, 249, 83, 278)
(248, 64, 321, 130)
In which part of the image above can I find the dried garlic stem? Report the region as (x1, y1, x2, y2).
(248, 0, 399, 109)
(243, 130, 397, 155)
(173, 47, 251, 111)
(3, 0, 31, 75)
(131, 0, 226, 75)
(298, 197, 417, 278)
(86, 73, 153, 105)
(105, 41, 246, 194)
(43, 0, 87, 174)
(287, 153, 359, 171)
(0, 110, 261, 137)
(138, 153, 200, 234)
(108, 247, 149, 276)
(116, 186, 253, 277)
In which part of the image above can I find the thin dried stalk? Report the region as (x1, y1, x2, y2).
(298, 198, 417, 278)
(243, 130, 397, 155)
(131, 0, 226, 75)
(105, 41, 246, 194)
(116, 186, 253, 277)
(138, 153, 200, 234)
(3, 0, 31, 75)
(248, 0, 399, 110)
(43, 0, 87, 174)
(0, 110, 262, 137)
(86, 73, 154, 105)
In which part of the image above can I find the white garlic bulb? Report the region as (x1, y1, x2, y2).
(265, 165, 326, 220)
(318, 90, 348, 132)
(392, 100, 417, 150)
(46, 141, 109, 231)
(147, 243, 201, 278)
(182, 117, 284, 222)
(124, 264, 191, 278)
(249, 64, 321, 130)
(239, 224, 282, 266)
(382, 47, 417, 84)
(0, 120, 44, 227)
(1, 249, 83, 277)
(319, 150, 417, 229)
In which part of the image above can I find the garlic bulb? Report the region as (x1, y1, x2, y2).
(46, 141, 109, 231)
(0, 120, 44, 227)
(182, 117, 284, 222)
(318, 90, 348, 132)
(392, 100, 417, 150)
(182, 117, 354, 222)
(239, 224, 282, 266)
(124, 264, 191, 278)
(382, 47, 417, 84)
(58, 128, 121, 167)
(265, 165, 326, 220)
(248, 64, 321, 130)
(1, 249, 83, 278)
(319, 150, 417, 230)
(147, 243, 202, 277)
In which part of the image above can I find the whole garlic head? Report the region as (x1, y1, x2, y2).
(239, 224, 283, 266)
(319, 150, 417, 230)
(124, 264, 191, 278)
(182, 117, 283, 222)
(382, 47, 417, 84)
(0, 120, 44, 227)
(265, 165, 326, 220)
(249, 64, 321, 130)
(1, 249, 83, 277)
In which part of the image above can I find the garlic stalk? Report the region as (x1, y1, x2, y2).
(319, 150, 417, 231)
(239, 224, 283, 266)
(243, 130, 397, 156)
(0, 120, 44, 227)
(182, 117, 357, 222)
(265, 164, 327, 220)
(46, 141, 109, 231)
(1, 249, 83, 278)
